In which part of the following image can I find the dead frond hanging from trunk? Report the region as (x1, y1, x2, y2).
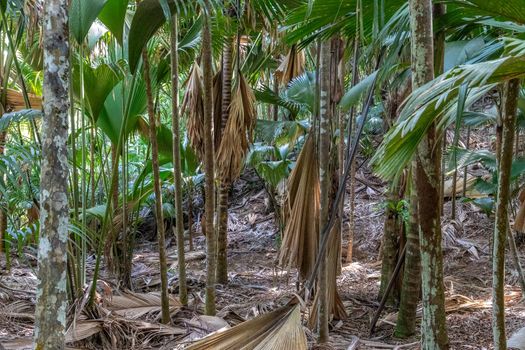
(187, 303, 307, 350)
(216, 72, 256, 183)
(308, 224, 347, 328)
(278, 135, 319, 280)
(182, 62, 205, 160)
(275, 45, 305, 87)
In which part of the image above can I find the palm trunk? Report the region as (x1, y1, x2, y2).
(409, 0, 449, 348)
(202, 2, 217, 316)
(188, 187, 194, 251)
(395, 174, 421, 337)
(216, 39, 233, 285)
(380, 187, 401, 305)
(317, 39, 331, 344)
(170, 15, 188, 306)
(492, 78, 519, 349)
(34, 0, 70, 347)
(0, 129, 5, 254)
(142, 50, 170, 324)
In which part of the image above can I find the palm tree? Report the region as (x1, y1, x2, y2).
(34, 0, 70, 347)
(170, 14, 188, 306)
(493, 78, 520, 349)
(202, 0, 217, 316)
(408, 0, 448, 347)
(317, 38, 332, 344)
(142, 49, 170, 324)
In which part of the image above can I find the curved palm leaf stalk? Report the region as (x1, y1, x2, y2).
(201, 1, 217, 316)
(493, 78, 520, 349)
(142, 48, 170, 324)
(170, 14, 188, 305)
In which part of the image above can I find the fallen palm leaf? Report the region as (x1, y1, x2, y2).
(216, 72, 256, 182)
(3, 88, 42, 111)
(275, 46, 305, 87)
(66, 320, 104, 342)
(442, 173, 488, 199)
(104, 291, 182, 320)
(186, 303, 307, 350)
(279, 135, 319, 280)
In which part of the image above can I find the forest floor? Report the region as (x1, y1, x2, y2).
(2, 158, 525, 349)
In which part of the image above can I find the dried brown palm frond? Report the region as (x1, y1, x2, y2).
(278, 135, 319, 280)
(308, 225, 347, 329)
(187, 303, 307, 350)
(2, 88, 42, 112)
(103, 291, 182, 321)
(275, 45, 305, 87)
(216, 72, 256, 183)
(182, 62, 205, 160)
(515, 187, 525, 232)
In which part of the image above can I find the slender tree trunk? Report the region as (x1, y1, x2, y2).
(0, 130, 5, 254)
(202, 2, 217, 316)
(409, 0, 449, 348)
(317, 39, 331, 344)
(142, 50, 170, 324)
(380, 188, 401, 304)
(170, 15, 188, 306)
(34, 0, 70, 347)
(345, 38, 359, 263)
(216, 40, 233, 285)
(492, 78, 519, 349)
(395, 175, 421, 337)
(188, 187, 194, 251)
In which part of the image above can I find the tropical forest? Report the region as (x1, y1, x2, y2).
(3, 0, 525, 349)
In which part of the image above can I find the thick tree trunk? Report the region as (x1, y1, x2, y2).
(34, 0, 70, 347)
(409, 0, 449, 348)
(317, 39, 331, 344)
(202, 2, 217, 316)
(492, 78, 519, 349)
(142, 50, 170, 324)
(216, 39, 232, 285)
(171, 15, 188, 305)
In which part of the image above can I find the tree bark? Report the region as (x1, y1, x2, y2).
(317, 39, 331, 344)
(34, 0, 70, 347)
(142, 50, 170, 324)
(171, 14, 188, 305)
(395, 174, 421, 337)
(409, 0, 449, 348)
(202, 2, 217, 316)
(492, 78, 519, 349)
(0, 130, 5, 254)
(216, 39, 232, 285)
